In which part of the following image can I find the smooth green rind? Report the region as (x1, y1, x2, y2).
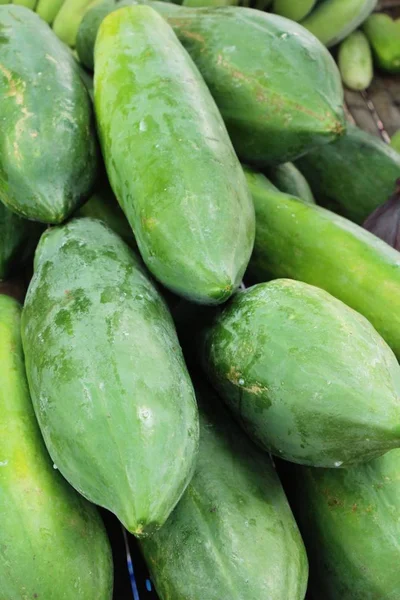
(338, 30, 373, 91)
(0, 203, 40, 280)
(293, 450, 400, 599)
(76, 0, 116, 68)
(94, 6, 254, 304)
(301, 0, 377, 48)
(265, 162, 315, 203)
(81, 1, 345, 164)
(245, 168, 400, 359)
(363, 14, 400, 74)
(12, 0, 37, 8)
(21, 218, 199, 536)
(272, 0, 317, 22)
(141, 385, 308, 600)
(296, 124, 400, 224)
(76, 177, 136, 248)
(0, 6, 98, 223)
(391, 130, 400, 153)
(36, 0, 66, 24)
(53, 0, 94, 46)
(201, 280, 400, 467)
(0, 295, 113, 600)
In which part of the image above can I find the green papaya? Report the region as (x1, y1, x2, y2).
(80, 0, 345, 165)
(338, 30, 373, 91)
(12, 0, 37, 9)
(301, 0, 377, 48)
(0, 6, 98, 224)
(265, 162, 315, 203)
(391, 130, 400, 154)
(140, 383, 308, 600)
(36, 0, 65, 24)
(363, 13, 400, 74)
(21, 218, 199, 536)
(94, 5, 254, 304)
(201, 279, 400, 467)
(245, 167, 400, 359)
(53, 0, 95, 46)
(0, 294, 113, 600)
(272, 0, 317, 22)
(296, 124, 400, 224)
(0, 203, 40, 280)
(76, 179, 136, 248)
(292, 449, 400, 599)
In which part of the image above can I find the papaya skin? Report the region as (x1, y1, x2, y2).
(245, 167, 400, 360)
(201, 279, 400, 468)
(94, 5, 255, 304)
(293, 449, 400, 599)
(0, 294, 113, 600)
(21, 218, 199, 537)
(141, 385, 308, 600)
(79, 0, 346, 165)
(0, 6, 98, 223)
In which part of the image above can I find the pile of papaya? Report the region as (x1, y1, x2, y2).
(0, 0, 400, 598)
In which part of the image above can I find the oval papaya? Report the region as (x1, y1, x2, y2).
(21, 218, 199, 536)
(338, 30, 373, 91)
(0, 294, 113, 600)
(301, 0, 377, 48)
(94, 5, 254, 304)
(141, 382, 308, 600)
(292, 449, 400, 599)
(245, 167, 400, 359)
(265, 162, 315, 204)
(80, 0, 345, 165)
(0, 6, 98, 223)
(201, 279, 400, 467)
(296, 124, 400, 224)
(363, 13, 400, 74)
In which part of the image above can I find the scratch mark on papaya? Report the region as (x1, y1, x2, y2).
(45, 54, 57, 65)
(180, 29, 205, 44)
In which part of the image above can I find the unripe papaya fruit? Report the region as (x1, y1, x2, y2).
(21, 218, 199, 537)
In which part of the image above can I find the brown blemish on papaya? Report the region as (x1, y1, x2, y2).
(226, 366, 268, 395)
(352, 503, 358, 512)
(0, 63, 24, 105)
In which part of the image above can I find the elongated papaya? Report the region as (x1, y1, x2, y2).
(0, 6, 98, 223)
(13, 0, 37, 9)
(301, 0, 377, 48)
(296, 124, 400, 224)
(76, 177, 136, 248)
(21, 218, 199, 537)
(0, 203, 40, 280)
(363, 13, 400, 74)
(53, 0, 95, 46)
(0, 294, 113, 600)
(265, 162, 315, 203)
(141, 383, 308, 600)
(94, 5, 254, 304)
(292, 449, 400, 599)
(201, 279, 400, 467)
(36, 0, 65, 24)
(391, 130, 400, 153)
(81, 0, 345, 165)
(338, 30, 373, 91)
(245, 167, 400, 358)
(272, 0, 317, 22)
